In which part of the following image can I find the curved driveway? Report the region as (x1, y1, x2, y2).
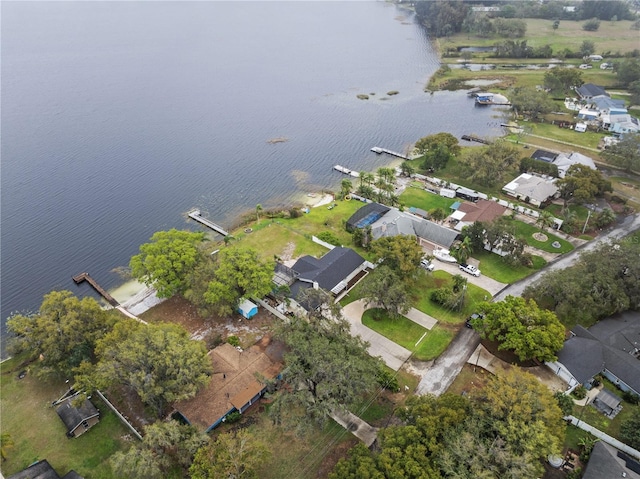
(342, 300, 412, 371)
(430, 260, 506, 296)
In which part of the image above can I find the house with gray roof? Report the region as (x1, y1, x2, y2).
(502, 173, 559, 207)
(55, 396, 100, 438)
(368, 207, 459, 251)
(547, 311, 640, 396)
(289, 246, 370, 300)
(552, 152, 597, 178)
(577, 83, 609, 101)
(7, 460, 85, 479)
(582, 441, 640, 479)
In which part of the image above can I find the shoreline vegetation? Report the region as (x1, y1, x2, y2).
(4, 8, 640, 479)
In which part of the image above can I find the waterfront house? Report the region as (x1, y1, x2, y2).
(449, 199, 508, 232)
(552, 152, 597, 178)
(174, 337, 283, 432)
(502, 173, 558, 207)
(55, 396, 100, 438)
(576, 83, 609, 101)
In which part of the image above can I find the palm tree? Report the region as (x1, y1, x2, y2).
(360, 171, 375, 188)
(256, 204, 263, 221)
(453, 236, 473, 264)
(400, 161, 415, 177)
(536, 211, 555, 233)
(340, 179, 352, 199)
(223, 234, 235, 246)
(430, 207, 447, 223)
(595, 208, 616, 228)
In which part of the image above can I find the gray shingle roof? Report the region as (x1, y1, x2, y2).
(370, 208, 458, 248)
(55, 397, 99, 435)
(583, 442, 640, 479)
(291, 247, 366, 294)
(577, 83, 609, 99)
(8, 460, 61, 479)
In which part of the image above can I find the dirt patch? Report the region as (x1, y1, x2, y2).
(533, 232, 548, 242)
(280, 242, 296, 262)
(315, 437, 359, 479)
(480, 338, 537, 367)
(140, 296, 278, 350)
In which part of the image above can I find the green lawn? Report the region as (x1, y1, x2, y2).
(507, 218, 574, 253)
(410, 270, 492, 324)
(546, 204, 590, 224)
(527, 122, 604, 150)
(1, 356, 129, 479)
(362, 309, 453, 361)
(399, 187, 456, 213)
(475, 250, 546, 283)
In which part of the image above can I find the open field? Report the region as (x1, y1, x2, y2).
(362, 309, 453, 361)
(436, 19, 640, 56)
(399, 186, 457, 212)
(0, 356, 129, 479)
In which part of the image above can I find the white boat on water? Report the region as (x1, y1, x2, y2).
(433, 248, 457, 263)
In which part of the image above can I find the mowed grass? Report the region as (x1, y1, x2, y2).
(399, 187, 456, 213)
(0, 356, 129, 478)
(362, 309, 454, 361)
(508, 218, 574, 253)
(411, 270, 491, 324)
(438, 18, 640, 55)
(475, 250, 546, 283)
(526, 122, 604, 150)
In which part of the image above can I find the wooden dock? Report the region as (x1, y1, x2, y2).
(72, 272, 119, 307)
(371, 147, 414, 160)
(333, 165, 359, 177)
(461, 135, 492, 145)
(188, 210, 229, 236)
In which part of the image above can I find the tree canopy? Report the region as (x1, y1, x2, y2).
(370, 235, 424, 277)
(130, 229, 206, 298)
(556, 164, 612, 210)
(602, 133, 640, 172)
(414, 132, 461, 156)
(462, 140, 521, 187)
(190, 429, 270, 479)
(204, 247, 274, 316)
(78, 321, 212, 417)
(360, 265, 411, 319)
(110, 420, 207, 479)
(473, 296, 565, 362)
(509, 86, 554, 120)
(524, 238, 640, 325)
(7, 290, 118, 379)
(270, 314, 380, 433)
(543, 68, 583, 95)
(415, 1, 469, 38)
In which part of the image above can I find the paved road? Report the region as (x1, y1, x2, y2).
(415, 214, 640, 397)
(415, 327, 480, 396)
(495, 213, 640, 301)
(342, 300, 412, 371)
(431, 259, 506, 296)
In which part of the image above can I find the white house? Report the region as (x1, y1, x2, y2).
(502, 173, 558, 207)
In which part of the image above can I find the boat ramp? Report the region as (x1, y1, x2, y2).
(188, 210, 229, 236)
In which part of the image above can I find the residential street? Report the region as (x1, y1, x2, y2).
(414, 213, 640, 397)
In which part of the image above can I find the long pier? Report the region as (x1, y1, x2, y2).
(371, 147, 415, 160)
(72, 272, 119, 307)
(461, 134, 492, 145)
(188, 210, 229, 236)
(333, 165, 359, 177)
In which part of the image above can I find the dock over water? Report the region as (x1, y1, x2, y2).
(333, 165, 359, 177)
(72, 272, 119, 307)
(188, 210, 229, 236)
(371, 147, 416, 160)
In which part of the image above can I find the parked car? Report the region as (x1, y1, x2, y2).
(459, 263, 481, 277)
(579, 64, 593, 69)
(465, 313, 483, 328)
(420, 258, 435, 272)
(600, 62, 613, 70)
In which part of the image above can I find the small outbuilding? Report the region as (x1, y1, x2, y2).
(593, 389, 622, 417)
(237, 298, 258, 319)
(55, 396, 100, 438)
(7, 459, 84, 479)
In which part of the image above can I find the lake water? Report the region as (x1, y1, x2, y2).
(1, 1, 505, 352)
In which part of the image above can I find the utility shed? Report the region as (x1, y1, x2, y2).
(237, 298, 258, 319)
(55, 397, 100, 438)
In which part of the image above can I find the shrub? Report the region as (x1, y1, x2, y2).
(554, 391, 574, 416)
(227, 335, 241, 347)
(622, 390, 640, 405)
(430, 288, 454, 306)
(289, 208, 303, 218)
(225, 411, 242, 424)
(582, 17, 600, 31)
(317, 231, 340, 246)
(376, 367, 400, 393)
(572, 384, 587, 400)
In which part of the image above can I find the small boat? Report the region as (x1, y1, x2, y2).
(433, 249, 457, 263)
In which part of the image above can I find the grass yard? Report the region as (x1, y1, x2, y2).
(1, 356, 129, 479)
(399, 186, 457, 212)
(437, 18, 640, 56)
(507, 218, 574, 253)
(564, 425, 596, 452)
(475, 250, 546, 283)
(546, 203, 590, 224)
(410, 270, 492, 325)
(445, 363, 493, 396)
(526, 122, 604, 150)
(362, 309, 454, 361)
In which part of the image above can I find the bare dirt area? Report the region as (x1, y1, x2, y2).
(139, 296, 278, 350)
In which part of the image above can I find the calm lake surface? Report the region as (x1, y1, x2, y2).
(1, 1, 505, 351)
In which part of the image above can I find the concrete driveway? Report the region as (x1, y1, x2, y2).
(342, 300, 412, 371)
(430, 259, 506, 296)
(415, 326, 480, 396)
